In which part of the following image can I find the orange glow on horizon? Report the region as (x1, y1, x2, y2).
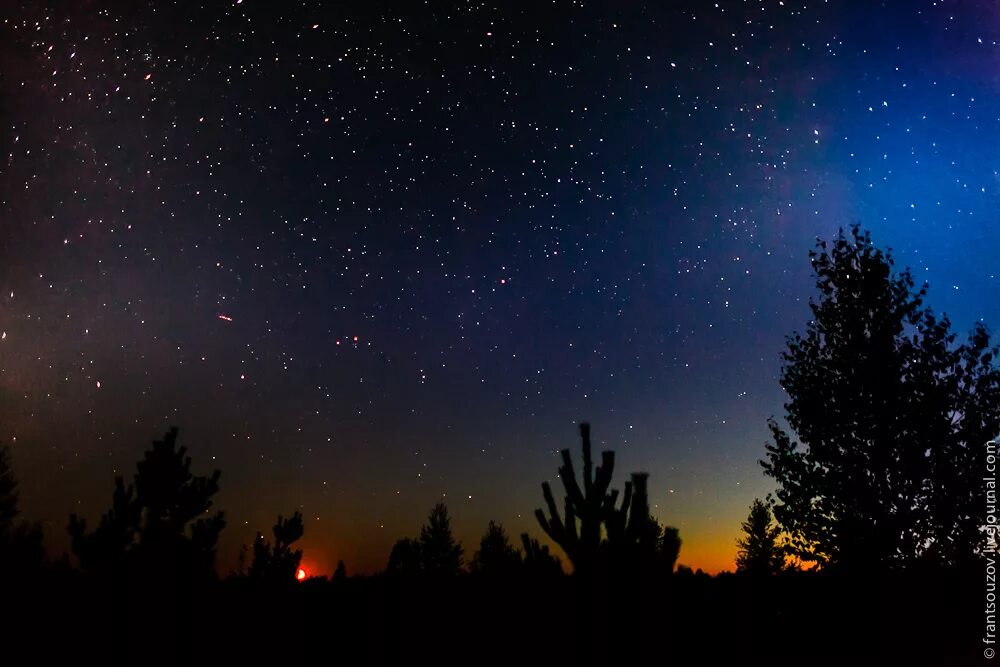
(296, 567, 307, 581)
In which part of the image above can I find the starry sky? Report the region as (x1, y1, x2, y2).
(1, 1, 998, 576)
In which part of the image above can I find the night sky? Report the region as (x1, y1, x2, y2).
(1, 1, 998, 576)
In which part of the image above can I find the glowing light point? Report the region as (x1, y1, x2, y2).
(296, 568, 307, 581)
(218, 314, 233, 322)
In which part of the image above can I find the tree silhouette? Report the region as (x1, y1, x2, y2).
(332, 559, 347, 582)
(520, 533, 563, 577)
(762, 226, 1000, 572)
(68, 476, 140, 575)
(534, 423, 613, 574)
(470, 520, 522, 576)
(651, 518, 682, 575)
(0, 444, 17, 529)
(386, 503, 464, 576)
(0, 443, 44, 576)
(534, 422, 675, 575)
(68, 427, 225, 578)
(735, 498, 784, 575)
(386, 537, 422, 575)
(248, 511, 305, 583)
(419, 502, 463, 575)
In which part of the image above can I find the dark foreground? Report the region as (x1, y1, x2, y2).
(8, 566, 984, 665)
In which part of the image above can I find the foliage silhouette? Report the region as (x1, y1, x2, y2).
(0, 443, 44, 576)
(0, 443, 17, 529)
(68, 427, 225, 579)
(519, 533, 564, 577)
(386, 536, 422, 575)
(419, 502, 463, 575)
(650, 517, 682, 575)
(735, 498, 784, 575)
(534, 422, 679, 576)
(470, 520, 522, 576)
(248, 511, 305, 584)
(385, 503, 463, 576)
(762, 226, 1000, 572)
(333, 559, 347, 581)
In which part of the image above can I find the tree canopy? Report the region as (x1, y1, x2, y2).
(68, 427, 225, 578)
(762, 226, 1000, 572)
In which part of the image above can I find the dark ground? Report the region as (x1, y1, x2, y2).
(5, 566, 984, 666)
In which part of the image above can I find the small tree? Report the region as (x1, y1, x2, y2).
(419, 502, 463, 575)
(470, 521, 522, 576)
(386, 537, 422, 575)
(735, 498, 784, 575)
(248, 512, 304, 583)
(520, 533, 563, 577)
(386, 503, 464, 576)
(652, 519, 682, 575)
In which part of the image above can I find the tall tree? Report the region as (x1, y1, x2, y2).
(762, 226, 1000, 572)
(735, 498, 784, 575)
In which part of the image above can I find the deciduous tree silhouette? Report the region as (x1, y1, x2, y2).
(68, 427, 225, 578)
(248, 511, 304, 583)
(762, 226, 1000, 572)
(735, 498, 784, 575)
(470, 520, 522, 576)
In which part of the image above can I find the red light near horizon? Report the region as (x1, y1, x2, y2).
(296, 567, 307, 581)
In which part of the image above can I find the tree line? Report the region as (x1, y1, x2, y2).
(1, 226, 996, 584)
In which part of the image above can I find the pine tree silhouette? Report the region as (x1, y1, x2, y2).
(470, 520, 522, 576)
(248, 511, 305, 583)
(735, 498, 784, 575)
(0, 444, 17, 529)
(419, 502, 463, 575)
(68, 427, 225, 578)
(0, 443, 44, 577)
